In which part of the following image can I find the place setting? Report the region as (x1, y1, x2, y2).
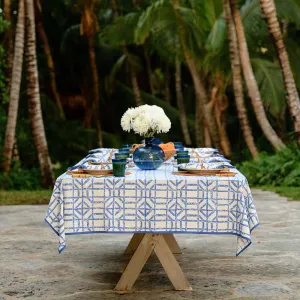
(45, 105, 259, 292)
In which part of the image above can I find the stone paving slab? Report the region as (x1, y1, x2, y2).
(0, 189, 300, 300)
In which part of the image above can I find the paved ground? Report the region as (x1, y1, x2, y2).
(0, 189, 300, 300)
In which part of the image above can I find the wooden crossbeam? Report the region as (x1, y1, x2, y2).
(115, 234, 191, 291)
(124, 233, 182, 255)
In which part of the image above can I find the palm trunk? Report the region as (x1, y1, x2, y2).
(2, 0, 25, 173)
(195, 91, 205, 147)
(223, 0, 259, 159)
(175, 59, 192, 145)
(260, 0, 300, 146)
(145, 47, 155, 94)
(35, 0, 65, 119)
(25, 0, 54, 188)
(210, 83, 232, 157)
(4, 0, 14, 92)
(87, 35, 103, 147)
(216, 94, 231, 157)
(130, 68, 143, 106)
(165, 64, 171, 104)
(230, 0, 285, 151)
(172, 0, 221, 149)
(204, 126, 212, 147)
(111, 0, 142, 107)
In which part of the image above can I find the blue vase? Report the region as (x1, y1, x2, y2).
(133, 137, 165, 170)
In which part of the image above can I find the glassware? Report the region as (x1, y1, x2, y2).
(177, 155, 190, 164)
(173, 142, 184, 151)
(118, 149, 130, 157)
(176, 150, 189, 156)
(121, 144, 132, 150)
(112, 159, 126, 177)
(133, 137, 165, 170)
(115, 153, 128, 160)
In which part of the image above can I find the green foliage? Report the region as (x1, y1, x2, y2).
(1, 0, 300, 192)
(0, 163, 43, 190)
(251, 58, 285, 117)
(0, 16, 9, 104)
(239, 145, 300, 187)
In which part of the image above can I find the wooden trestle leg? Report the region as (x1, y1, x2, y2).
(115, 234, 191, 291)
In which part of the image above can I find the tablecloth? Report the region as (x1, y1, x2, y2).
(45, 149, 259, 256)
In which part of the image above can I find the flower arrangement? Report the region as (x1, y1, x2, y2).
(121, 105, 171, 137)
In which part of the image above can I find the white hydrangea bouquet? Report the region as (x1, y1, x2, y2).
(121, 105, 171, 137)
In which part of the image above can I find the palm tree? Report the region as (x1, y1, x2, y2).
(223, 0, 259, 159)
(259, 0, 300, 146)
(175, 57, 192, 145)
(110, 0, 143, 106)
(210, 75, 232, 157)
(35, 0, 65, 119)
(2, 0, 25, 173)
(25, 0, 55, 188)
(171, 0, 221, 149)
(230, 0, 285, 151)
(164, 65, 171, 104)
(144, 44, 155, 95)
(4, 0, 14, 91)
(80, 0, 103, 147)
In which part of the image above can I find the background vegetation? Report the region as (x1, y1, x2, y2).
(0, 0, 300, 200)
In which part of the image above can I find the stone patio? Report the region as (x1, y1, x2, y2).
(0, 189, 300, 299)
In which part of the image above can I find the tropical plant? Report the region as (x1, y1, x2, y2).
(230, 0, 285, 151)
(3, 0, 14, 92)
(25, 0, 55, 188)
(35, 0, 65, 119)
(259, 0, 300, 146)
(239, 144, 300, 186)
(2, 0, 25, 174)
(223, 0, 259, 159)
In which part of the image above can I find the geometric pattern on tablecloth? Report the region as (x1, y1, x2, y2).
(45, 149, 259, 256)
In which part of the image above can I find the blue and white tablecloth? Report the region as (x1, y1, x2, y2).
(45, 149, 259, 256)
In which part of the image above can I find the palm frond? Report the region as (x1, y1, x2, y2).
(275, 0, 300, 28)
(60, 24, 81, 54)
(100, 12, 141, 46)
(135, 0, 174, 44)
(251, 58, 286, 117)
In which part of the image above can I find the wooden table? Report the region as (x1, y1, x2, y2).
(115, 233, 192, 291)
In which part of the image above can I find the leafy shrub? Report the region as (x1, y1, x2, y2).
(239, 144, 300, 187)
(0, 163, 43, 190)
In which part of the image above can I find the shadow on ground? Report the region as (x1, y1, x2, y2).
(1, 189, 300, 299)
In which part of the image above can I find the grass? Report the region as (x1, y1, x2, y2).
(0, 186, 299, 206)
(0, 190, 52, 205)
(258, 186, 300, 201)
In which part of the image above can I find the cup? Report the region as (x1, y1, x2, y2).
(115, 153, 128, 160)
(118, 149, 130, 157)
(112, 159, 126, 177)
(173, 142, 183, 147)
(173, 142, 184, 150)
(177, 155, 190, 164)
(176, 150, 189, 156)
(121, 144, 132, 150)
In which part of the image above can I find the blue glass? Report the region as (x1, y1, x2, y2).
(121, 144, 132, 150)
(173, 142, 184, 151)
(152, 138, 163, 145)
(173, 142, 183, 147)
(133, 137, 165, 170)
(118, 149, 130, 155)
